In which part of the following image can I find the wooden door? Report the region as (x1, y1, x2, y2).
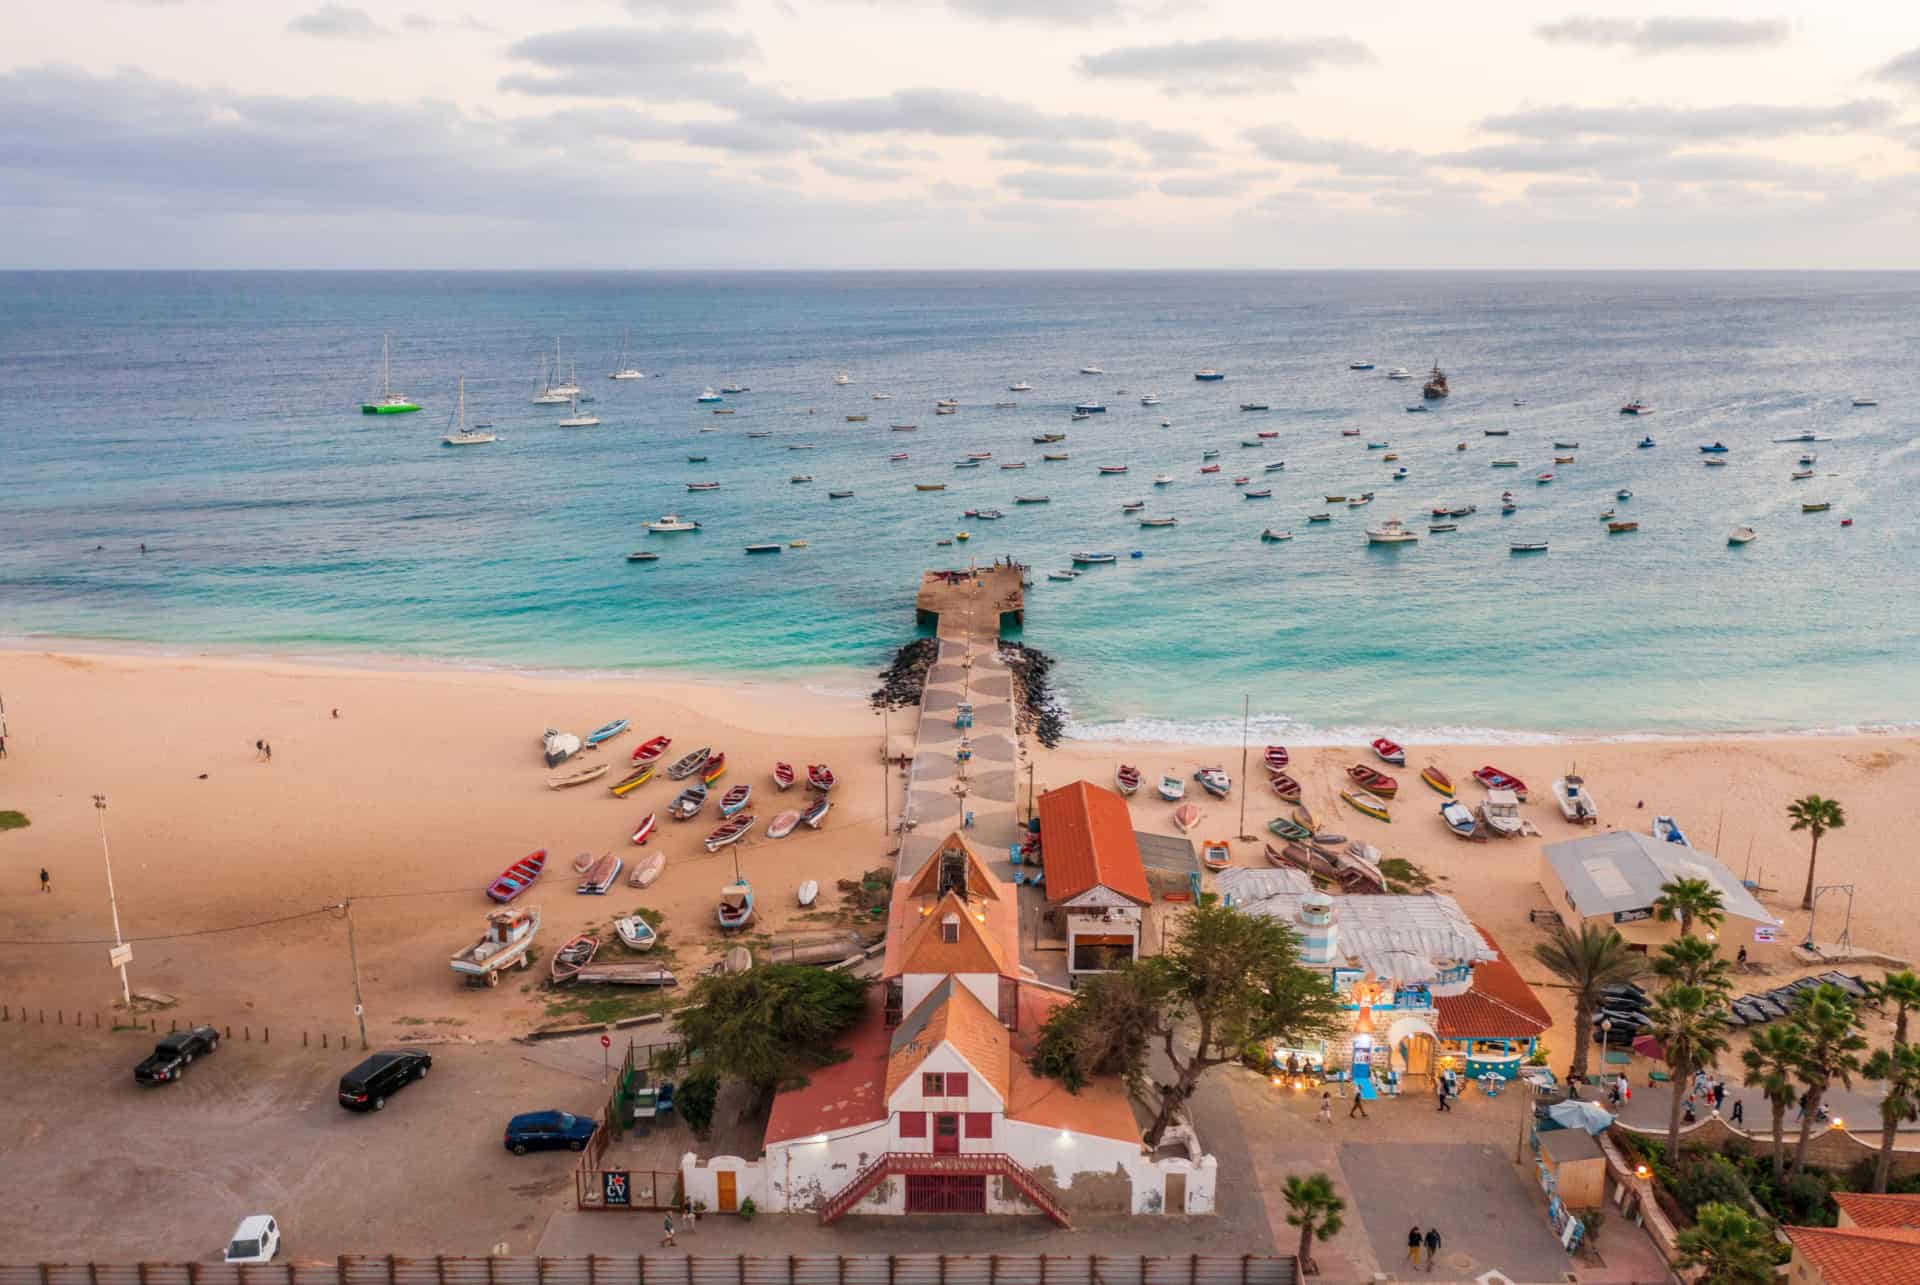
(716, 1170, 737, 1213)
(1165, 1172, 1186, 1214)
(933, 1112, 960, 1155)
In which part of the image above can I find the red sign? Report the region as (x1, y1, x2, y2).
(600, 1034, 612, 1049)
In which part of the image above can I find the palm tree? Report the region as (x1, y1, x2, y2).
(1788, 794, 1846, 912)
(1789, 984, 1868, 1179)
(1742, 1024, 1808, 1181)
(1533, 920, 1643, 1086)
(1653, 936, 1733, 997)
(1673, 1202, 1776, 1284)
(1646, 983, 1732, 1162)
(1862, 1043, 1920, 1192)
(1281, 1172, 1345, 1277)
(1653, 877, 1725, 939)
(1870, 970, 1920, 1047)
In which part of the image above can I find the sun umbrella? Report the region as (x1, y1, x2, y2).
(1631, 1034, 1666, 1062)
(1546, 1100, 1617, 1136)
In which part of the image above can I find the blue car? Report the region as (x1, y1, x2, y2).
(504, 1110, 597, 1155)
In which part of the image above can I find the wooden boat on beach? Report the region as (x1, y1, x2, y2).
(701, 752, 728, 785)
(1268, 816, 1313, 843)
(1479, 789, 1524, 838)
(451, 906, 539, 987)
(704, 814, 756, 851)
(1268, 771, 1303, 803)
(585, 719, 629, 747)
(1552, 772, 1599, 826)
(1471, 765, 1529, 800)
(1201, 840, 1232, 871)
(668, 784, 708, 819)
(614, 915, 657, 952)
(551, 933, 599, 983)
(798, 880, 819, 908)
(1264, 745, 1290, 771)
(1115, 764, 1141, 796)
(666, 746, 711, 780)
(628, 851, 665, 888)
(576, 853, 623, 894)
(629, 813, 657, 846)
(1346, 764, 1398, 798)
(547, 762, 609, 790)
(767, 810, 801, 840)
(1440, 799, 1478, 839)
(1292, 803, 1321, 833)
(808, 763, 836, 792)
(1196, 767, 1231, 798)
(772, 761, 796, 791)
(486, 849, 547, 904)
(1158, 774, 1186, 801)
(802, 797, 831, 829)
(1341, 789, 1392, 822)
(631, 735, 671, 765)
(573, 963, 676, 988)
(719, 784, 751, 817)
(1420, 763, 1454, 797)
(1370, 737, 1406, 766)
(610, 763, 655, 796)
(717, 881, 755, 930)
(1173, 803, 1202, 833)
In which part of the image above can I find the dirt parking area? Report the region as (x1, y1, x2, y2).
(0, 1022, 612, 1262)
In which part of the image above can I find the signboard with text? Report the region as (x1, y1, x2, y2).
(602, 1171, 630, 1207)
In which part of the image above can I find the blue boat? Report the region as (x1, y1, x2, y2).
(1073, 402, 1107, 414)
(1194, 369, 1225, 381)
(1653, 815, 1690, 847)
(1637, 437, 1656, 449)
(1699, 442, 1729, 453)
(717, 879, 755, 931)
(585, 719, 630, 746)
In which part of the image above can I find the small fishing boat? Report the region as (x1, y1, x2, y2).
(1346, 764, 1398, 798)
(1620, 398, 1652, 416)
(1699, 442, 1729, 454)
(1098, 465, 1130, 475)
(701, 752, 728, 784)
(915, 483, 947, 492)
(1370, 737, 1406, 766)
(576, 853, 623, 895)
(1201, 840, 1232, 871)
(845, 415, 868, 424)
(1554, 455, 1574, 464)
(772, 761, 796, 791)
(1263, 745, 1290, 771)
(767, 810, 801, 840)
(1173, 803, 1202, 833)
(719, 783, 752, 817)
(1553, 772, 1599, 825)
(486, 849, 547, 904)
(666, 746, 712, 780)
(1728, 525, 1757, 545)
(1704, 457, 1728, 468)
(1267, 816, 1313, 843)
(1392, 467, 1409, 479)
(797, 880, 819, 908)
(1802, 502, 1831, 513)
(1439, 800, 1477, 839)
(802, 796, 831, 829)
(1608, 521, 1638, 533)
(717, 880, 755, 931)
(1043, 452, 1070, 461)
(807, 763, 836, 792)
(1116, 763, 1142, 796)
(629, 850, 665, 888)
(889, 452, 910, 461)
(625, 551, 660, 563)
(610, 763, 655, 797)
(1483, 429, 1510, 437)
(1491, 459, 1520, 468)
(1348, 493, 1375, 508)
(614, 916, 657, 952)
(1536, 472, 1554, 484)
(1196, 767, 1231, 798)
(1471, 766, 1529, 800)
(1075, 403, 1107, 414)
(1553, 441, 1580, 449)
(1308, 512, 1333, 523)
(790, 475, 814, 484)
(1637, 437, 1656, 448)
(1616, 489, 1633, 500)
(1261, 528, 1294, 542)
(1244, 488, 1273, 498)
(1158, 774, 1187, 801)
(1509, 541, 1549, 554)
(1428, 523, 1456, 534)
(1240, 402, 1271, 412)
(548, 762, 609, 789)
(1341, 789, 1391, 822)
(1268, 772, 1303, 803)
(543, 728, 581, 767)
(1420, 763, 1454, 796)
(571, 850, 597, 874)
(1047, 569, 1078, 581)
(1000, 462, 1027, 471)
(829, 490, 854, 499)
(551, 933, 599, 983)
(631, 734, 671, 765)
(668, 784, 708, 819)
(705, 815, 755, 851)
(1292, 803, 1322, 834)
(1138, 516, 1179, 527)
(1265, 460, 1287, 472)
(1072, 550, 1119, 564)
(1653, 814, 1689, 847)
(1479, 789, 1524, 838)
(1016, 495, 1051, 504)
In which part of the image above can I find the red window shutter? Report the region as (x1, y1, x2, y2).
(964, 1112, 993, 1138)
(898, 1111, 927, 1138)
(946, 1071, 969, 1097)
(922, 1071, 943, 1097)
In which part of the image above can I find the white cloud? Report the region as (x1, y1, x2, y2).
(813, 155, 908, 180)
(1536, 16, 1791, 55)
(1000, 169, 1140, 200)
(287, 4, 386, 39)
(1079, 36, 1372, 95)
(1878, 46, 1920, 90)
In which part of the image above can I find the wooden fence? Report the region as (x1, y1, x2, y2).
(1, 1256, 1297, 1285)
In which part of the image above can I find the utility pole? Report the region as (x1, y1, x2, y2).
(94, 794, 132, 1008)
(882, 703, 890, 836)
(342, 897, 369, 1049)
(1237, 694, 1252, 841)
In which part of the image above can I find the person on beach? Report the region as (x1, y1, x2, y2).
(1319, 1091, 1333, 1124)
(264, 743, 272, 763)
(1736, 945, 1749, 970)
(1424, 1227, 1442, 1271)
(255, 739, 264, 759)
(1407, 1227, 1422, 1265)
(40, 868, 52, 893)
(1349, 1091, 1368, 1119)
(659, 1213, 675, 1247)
(331, 708, 339, 719)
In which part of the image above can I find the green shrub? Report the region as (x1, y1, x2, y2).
(679, 1068, 719, 1136)
(1671, 1156, 1754, 1218)
(1781, 1172, 1839, 1226)
(739, 1196, 757, 1222)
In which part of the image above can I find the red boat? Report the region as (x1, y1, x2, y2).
(1199, 464, 1221, 474)
(1115, 763, 1141, 796)
(1268, 771, 1302, 803)
(1256, 431, 1279, 439)
(772, 761, 796, 791)
(630, 813, 657, 846)
(631, 734, 672, 764)
(701, 752, 728, 785)
(1264, 745, 1290, 771)
(1370, 737, 1406, 766)
(486, 849, 547, 903)
(1472, 765, 1529, 800)
(808, 763, 836, 792)
(1347, 764, 1398, 798)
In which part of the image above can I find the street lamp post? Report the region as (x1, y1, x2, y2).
(93, 793, 132, 1008)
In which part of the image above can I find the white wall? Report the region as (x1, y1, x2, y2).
(680, 1153, 768, 1212)
(884, 1043, 1005, 1117)
(900, 971, 999, 1019)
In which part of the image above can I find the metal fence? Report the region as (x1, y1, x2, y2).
(2, 1257, 1296, 1285)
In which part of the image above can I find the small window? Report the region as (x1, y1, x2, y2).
(923, 1071, 944, 1096)
(946, 1071, 969, 1097)
(964, 1112, 993, 1138)
(941, 916, 960, 944)
(898, 1111, 927, 1138)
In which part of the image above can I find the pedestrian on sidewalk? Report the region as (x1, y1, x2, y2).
(660, 1213, 676, 1248)
(1731, 1098, 1744, 1126)
(1349, 1091, 1368, 1119)
(1406, 1226, 1422, 1265)
(1436, 1080, 1451, 1112)
(1318, 1091, 1333, 1124)
(40, 867, 52, 893)
(1424, 1227, 1442, 1272)
(1712, 1079, 1726, 1112)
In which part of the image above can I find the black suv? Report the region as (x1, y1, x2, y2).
(338, 1049, 432, 1111)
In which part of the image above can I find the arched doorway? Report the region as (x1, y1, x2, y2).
(1388, 1015, 1439, 1083)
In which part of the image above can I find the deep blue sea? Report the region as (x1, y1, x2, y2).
(3, 271, 1916, 740)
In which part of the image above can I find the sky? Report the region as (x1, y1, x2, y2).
(2, 1, 1919, 268)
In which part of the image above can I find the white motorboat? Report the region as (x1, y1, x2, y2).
(1728, 525, 1757, 545)
(1772, 430, 1833, 442)
(542, 728, 580, 767)
(1047, 569, 1079, 581)
(1260, 528, 1294, 542)
(1349, 360, 1375, 370)
(441, 378, 495, 446)
(1552, 773, 1598, 825)
(1653, 814, 1690, 847)
(557, 393, 600, 428)
(1365, 517, 1418, 544)
(1079, 363, 1105, 375)
(1138, 515, 1178, 527)
(1386, 367, 1412, 380)
(1009, 381, 1033, 392)
(833, 372, 852, 385)
(1479, 788, 1523, 837)
(609, 330, 644, 380)
(695, 387, 722, 403)
(1158, 774, 1186, 801)
(644, 514, 702, 533)
(1152, 473, 1174, 485)
(1140, 394, 1161, 405)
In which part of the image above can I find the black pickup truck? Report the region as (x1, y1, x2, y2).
(133, 1026, 220, 1085)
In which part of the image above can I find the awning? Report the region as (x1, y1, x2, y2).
(1074, 934, 1134, 947)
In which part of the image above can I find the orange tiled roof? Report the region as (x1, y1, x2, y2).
(905, 832, 1003, 901)
(895, 890, 1010, 977)
(1004, 984, 1143, 1143)
(1835, 1193, 1920, 1230)
(1435, 930, 1553, 1040)
(763, 987, 891, 1144)
(1037, 781, 1151, 906)
(1788, 1225, 1920, 1284)
(884, 977, 1011, 1103)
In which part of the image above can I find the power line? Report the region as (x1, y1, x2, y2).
(0, 885, 479, 947)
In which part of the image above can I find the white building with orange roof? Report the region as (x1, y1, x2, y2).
(681, 830, 1217, 1223)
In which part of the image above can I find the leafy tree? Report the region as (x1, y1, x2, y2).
(1281, 1172, 1345, 1277)
(1653, 877, 1725, 939)
(1532, 920, 1643, 1086)
(1653, 935, 1733, 997)
(674, 965, 869, 1105)
(1787, 794, 1846, 912)
(1870, 970, 1920, 1048)
(1647, 984, 1731, 1162)
(678, 1067, 720, 1136)
(1030, 902, 1343, 1147)
(1742, 1024, 1809, 1181)
(1862, 1042, 1920, 1193)
(1673, 1202, 1777, 1284)
(1788, 984, 1868, 1180)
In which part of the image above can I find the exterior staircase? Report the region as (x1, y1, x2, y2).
(818, 1151, 1071, 1227)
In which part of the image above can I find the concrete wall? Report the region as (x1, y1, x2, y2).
(680, 1153, 769, 1213)
(1614, 1113, 1920, 1181)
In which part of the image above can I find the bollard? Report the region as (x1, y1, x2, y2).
(264, 1027, 269, 1045)
(322, 1033, 328, 1048)
(303, 1030, 309, 1048)
(244, 1027, 250, 1042)
(170, 1019, 177, 1033)
(95, 1013, 101, 1028)
(150, 1018, 156, 1031)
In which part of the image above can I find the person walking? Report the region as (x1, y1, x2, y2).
(1349, 1089, 1368, 1119)
(1712, 1079, 1726, 1112)
(1424, 1227, 1442, 1272)
(1318, 1091, 1333, 1124)
(659, 1212, 676, 1248)
(1730, 1098, 1744, 1126)
(39, 867, 52, 893)
(1436, 1079, 1452, 1112)
(264, 742, 272, 763)
(1407, 1226, 1423, 1266)
(255, 739, 265, 760)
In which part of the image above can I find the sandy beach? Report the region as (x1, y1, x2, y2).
(2, 647, 1915, 1055)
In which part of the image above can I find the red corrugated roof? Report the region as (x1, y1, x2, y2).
(763, 988, 891, 1145)
(1789, 1226, 1920, 1284)
(1434, 930, 1553, 1040)
(1037, 781, 1151, 906)
(1835, 1193, 1920, 1230)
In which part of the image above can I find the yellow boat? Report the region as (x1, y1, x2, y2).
(955, 530, 971, 542)
(610, 763, 655, 797)
(1340, 788, 1392, 822)
(1420, 764, 1455, 797)
(916, 483, 947, 492)
(1292, 803, 1320, 833)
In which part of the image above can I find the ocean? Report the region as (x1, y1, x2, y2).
(2, 270, 1916, 741)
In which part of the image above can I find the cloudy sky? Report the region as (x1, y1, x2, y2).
(4, 0, 1919, 268)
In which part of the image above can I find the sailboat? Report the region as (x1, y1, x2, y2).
(609, 330, 644, 381)
(361, 335, 421, 414)
(441, 378, 495, 446)
(557, 392, 600, 428)
(531, 356, 569, 405)
(548, 343, 580, 397)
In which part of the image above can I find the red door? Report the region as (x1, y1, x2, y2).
(933, 1112, 960, 1154)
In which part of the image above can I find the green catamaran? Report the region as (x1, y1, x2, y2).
(361, 335, 421, 414)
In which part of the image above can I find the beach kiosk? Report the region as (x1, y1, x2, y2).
(1036, 781, 1152, 982)
(1539, 831, 1782, 949)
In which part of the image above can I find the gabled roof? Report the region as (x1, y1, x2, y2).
(895, 890, 1010, 977)
(763, 987, 891, 1144)
(1835, 1193, 1920, 1230)
(884, 977, 1010, 1103)
(1542, 830, 1776, 926)
(1788, 1225, 1920, 1284)
(1038, 781, 1151, 907)
(904, 832, 1002, 901)
(1434, 930, 1553, 1040)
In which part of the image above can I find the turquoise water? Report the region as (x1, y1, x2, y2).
(2, 270, 1916, 739)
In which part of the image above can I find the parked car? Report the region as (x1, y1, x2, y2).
(223, 1215, 281, 1264)
(1601, 983, 1652, 1009)
(504, 1110, 597, 1155)
(338, 1050, 432, 1112)
(134, 1026, 220, 1085)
